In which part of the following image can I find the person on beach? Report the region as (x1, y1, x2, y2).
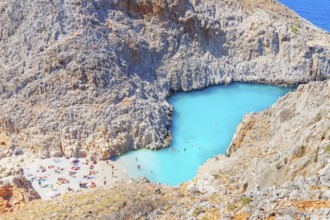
(104, 180, 107, 186)
(18, 168, 24, 178)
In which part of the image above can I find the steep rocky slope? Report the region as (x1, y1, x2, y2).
(2, 80, 329, 220)
(0, 0, 329, 161)
(201, 80, 330, 190)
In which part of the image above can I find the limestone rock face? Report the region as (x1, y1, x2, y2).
(198, 80, 330, 191)
(0, 0, 329, 159)
(2, 75, 330, 220)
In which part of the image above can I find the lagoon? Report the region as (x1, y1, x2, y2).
(115, 83, 293, 185)
(23, 84, 293, 199)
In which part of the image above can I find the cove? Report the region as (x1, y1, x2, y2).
(114, 83, 293, 186)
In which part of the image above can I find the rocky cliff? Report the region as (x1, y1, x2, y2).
(0, 0, 329, 161)
(2, 80, 329, 220)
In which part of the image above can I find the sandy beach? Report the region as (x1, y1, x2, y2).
(22, 157, 129, 200)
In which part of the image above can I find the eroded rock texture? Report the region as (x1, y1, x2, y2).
(0, 0, 329, 159)
(2, 80, 330, 220)
(198, 80, 330, 191)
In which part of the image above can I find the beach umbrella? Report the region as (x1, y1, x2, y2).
(70, 157, 80, 164)
(70, 157, 77, 161)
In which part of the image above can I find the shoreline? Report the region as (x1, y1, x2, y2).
(22, 157, 129, 200)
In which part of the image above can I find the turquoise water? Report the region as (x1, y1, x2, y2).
(112, 0, 330, 186)
(279, 0, 330, 32)
(115, 84, 293, 185)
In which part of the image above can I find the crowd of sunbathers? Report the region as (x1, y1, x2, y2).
(24, 157, 118, 198)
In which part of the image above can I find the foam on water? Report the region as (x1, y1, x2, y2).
(115, 84, 293, 185)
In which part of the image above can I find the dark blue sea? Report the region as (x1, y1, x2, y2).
(279, 0, 330, 32)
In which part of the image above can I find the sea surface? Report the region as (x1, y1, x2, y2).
(279, 0, 330, 32)
(115, 84, 293, 185)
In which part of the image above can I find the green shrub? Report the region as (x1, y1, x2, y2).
(243, 182, 248, 191)
(291, 26, 298, 34)
(295, 146, 305, 158)
(241, 197, 253, 206)
(314, 146, 320, 162)
(276, 162, 282, 169)
(315, 114, 322, 122)
(192, 207, 204, 217)
(283, 157, 288, 164)
(325, 145, 330, 153)
(228, 203, 236, 210)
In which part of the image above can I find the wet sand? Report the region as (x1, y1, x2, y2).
(22, 157, 129, 200)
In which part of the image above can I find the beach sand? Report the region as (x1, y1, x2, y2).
(22, 157, 129, 200)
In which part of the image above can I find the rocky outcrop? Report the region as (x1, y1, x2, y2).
(0, 177, 40, 214)
(2, 79, 330, 220)
(211, 80, 330, 190)
(0, 0, 329, 161)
